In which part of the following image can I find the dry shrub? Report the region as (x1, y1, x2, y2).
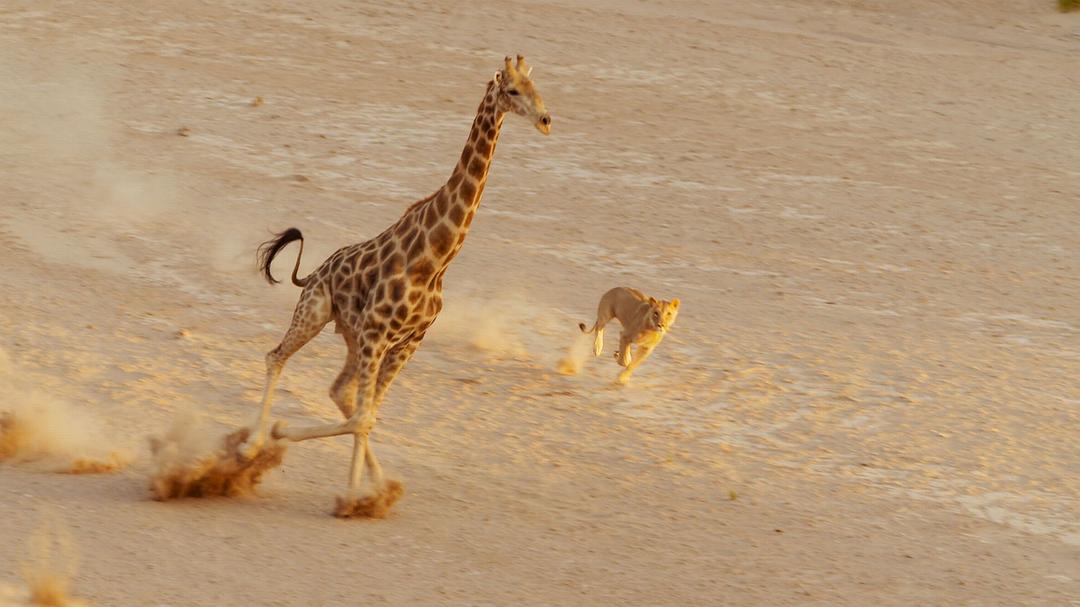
(148, 415, 286, 500)
(332, 480, 404, 519)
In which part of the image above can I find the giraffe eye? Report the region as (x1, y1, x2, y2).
(507, 89, 519, 96)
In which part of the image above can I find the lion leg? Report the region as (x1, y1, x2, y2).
(617, 344, 654, 385)
(580, 312, 612, 357)
(615, 333, 633, 367)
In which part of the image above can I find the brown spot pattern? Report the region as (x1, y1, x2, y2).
(424, 206, 440, 229)
(383, 253, 405, 275)
(389, 278, 406, 301)
(448, 204, 465, 226)
(468, 157, 485, 180)
(429, 224, 453, 258)
(459, 180, 476, 202)
(407, 231, 427, 258)
(409, 258, 435, 284)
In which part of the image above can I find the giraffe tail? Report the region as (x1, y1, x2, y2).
(256, 227, 309, 287)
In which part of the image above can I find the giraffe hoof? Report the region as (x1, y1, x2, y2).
(333, 480, 404, 519)
(237, 443, 260, 462)
(270, 420, 288, 440)
(235, 431, 263, 461)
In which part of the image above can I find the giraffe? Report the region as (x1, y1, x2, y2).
(242, 55, 551, 517)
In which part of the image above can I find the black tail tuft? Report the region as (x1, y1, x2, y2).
(578, 323, 589, 333)
(256, 228, 304, 285)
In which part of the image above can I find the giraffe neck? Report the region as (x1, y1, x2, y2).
(412, 80, 506, 270)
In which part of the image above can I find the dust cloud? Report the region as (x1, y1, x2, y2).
(0, 349, 131, 474)
(0, 513, 90, 607)
(147, 413, 286, 500)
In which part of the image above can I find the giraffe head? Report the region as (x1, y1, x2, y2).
(496, 55, 551, 135)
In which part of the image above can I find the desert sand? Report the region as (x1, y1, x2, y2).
(1, 0, 1078, 604)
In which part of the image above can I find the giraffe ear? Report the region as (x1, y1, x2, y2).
(493, 71, 501, 83)
(648, 296, 658, 306)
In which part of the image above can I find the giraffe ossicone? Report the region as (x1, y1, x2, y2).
(242, 55, 551, 517)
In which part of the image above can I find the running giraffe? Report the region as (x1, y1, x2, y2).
(244, 55, 551, 517)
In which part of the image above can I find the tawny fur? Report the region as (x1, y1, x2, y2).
(578, 287, 680, 384)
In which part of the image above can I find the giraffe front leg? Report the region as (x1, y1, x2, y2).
(363, 338, 421, 485)
(334, 342, 412, 518)
(329, 348, 361, 418)
(617, 344, 655, 385)
(334, 336, 419, 518)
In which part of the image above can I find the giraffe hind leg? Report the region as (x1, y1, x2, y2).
(241, 289, 330, 458)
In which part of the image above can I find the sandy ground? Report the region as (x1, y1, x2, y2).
(1, 0, 1078, 604)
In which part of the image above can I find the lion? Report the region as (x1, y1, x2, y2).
(577, 287, 680, 384)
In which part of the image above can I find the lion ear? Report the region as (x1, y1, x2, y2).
(671, 298, 680, 309)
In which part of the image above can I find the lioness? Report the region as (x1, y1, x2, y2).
(578, 287, 680, 384)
